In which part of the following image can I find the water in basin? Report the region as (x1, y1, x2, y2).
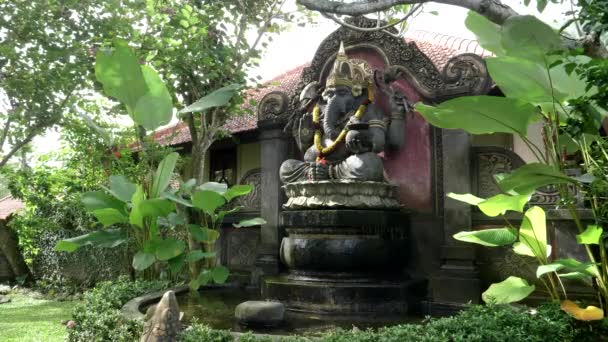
(165, 287, 422, 337)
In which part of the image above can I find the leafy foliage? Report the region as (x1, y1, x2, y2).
(68, 276, 168, 342)
(179, 304, 608, 342)
(419, 12, 608, 311)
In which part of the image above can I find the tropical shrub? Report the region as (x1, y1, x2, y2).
(53, 39, 265, 286)
(177, 304, 608, 342)
(68, 276, 168, 342)
(416, 13, 608, 318)
(33, 230, 130, 292)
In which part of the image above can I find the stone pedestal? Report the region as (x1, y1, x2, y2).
(263, 207, 424, 315)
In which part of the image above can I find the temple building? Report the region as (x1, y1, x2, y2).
(147, 25, 570, 315)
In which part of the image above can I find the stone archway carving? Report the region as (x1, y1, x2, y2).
(296, 16, 491, 105)
(257, 16, 492, 126)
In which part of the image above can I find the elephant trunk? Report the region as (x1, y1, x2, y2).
(323, 97, 345, 140)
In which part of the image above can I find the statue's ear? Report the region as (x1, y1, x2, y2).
(299, 81, 319, 103)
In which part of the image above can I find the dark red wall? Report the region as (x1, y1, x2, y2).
(348, 48, 433, 212)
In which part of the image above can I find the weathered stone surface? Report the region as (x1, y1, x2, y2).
(282, 180, 401, 209)
(235, 301, 285, 327)
(140, 290, 181, 342)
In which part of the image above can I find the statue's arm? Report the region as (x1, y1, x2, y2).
(387, 116, 405, 150)
(386, 93, 408, 150)
(369, 126, 386, 153)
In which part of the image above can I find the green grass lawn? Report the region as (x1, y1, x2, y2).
(0, 292, 76, 342)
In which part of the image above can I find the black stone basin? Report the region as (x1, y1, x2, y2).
(164, 287, 422, 336)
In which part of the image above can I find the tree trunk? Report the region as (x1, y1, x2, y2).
(0, 221, 31, 283)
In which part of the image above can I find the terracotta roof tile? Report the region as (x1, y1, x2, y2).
(405, 30, 492, 70)
(0, 196, 24, 220)
(153, 32, 487, 146)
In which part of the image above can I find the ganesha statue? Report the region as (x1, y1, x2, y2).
(280, 43, 408, 184)
(279, 43, 408, 209)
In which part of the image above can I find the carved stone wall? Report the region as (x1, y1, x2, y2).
(225, 227, 260, 271)
(472, 146, 579, 207)
(295, 16, 491, 105)
(471, 146, 589, 292)
(234, 168, 261, 212)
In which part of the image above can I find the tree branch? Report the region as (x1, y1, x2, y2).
(0, 86, 75, 168)
(0, 128, 38, 168)
(0, 118, 12, 153)
(320, 3, 422, 36)
(297, 0, 518, 25)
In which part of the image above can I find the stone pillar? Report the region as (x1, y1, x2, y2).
(426, 128, 480, 315)
(255, 91, 291, 277)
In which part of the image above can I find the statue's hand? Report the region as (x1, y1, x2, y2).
(390, 92, 409, 119)
(346, 129, 372, 154)
(308, 161, 330, 181)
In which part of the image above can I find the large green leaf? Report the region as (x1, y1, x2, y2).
(206, 228, 220, 243)
(577, 225, 603, 245)
(179, 84, 240, 114)
(81, 191, 126, 213)
(95, 39, 148, 113)
(537, 258, 599, 278)
(486, 56, 590, 105)
(168, 253, 186, 275)
(188, 224, 207, 242)
(106, 175, 137, 203)
(192, 190, 226, 216)
(223, 184, 253, 202)
(161, 192, 193, 207)
(129, 185, 146, 228)
(155, 238, 186, 261)
(199, 182, 228, 194)
(486, 56, 558, 104)
(211, 266, 230, 284)
(465, 11, 506, 56)
(513, 241, 552, 258)
(186, 250, 217, 262)
(133, 251, 156, 271)
(415, 96, 541, 136)
(519, 206, 548, 261)
(448, 193, 530, 217)
(138, 199, 176, 219)
(91, 208, 129, 227)
(550, 56, 593, 101)
(233, 217, 267, 228)
(217, 206, 243, 224)
(482, 276, 535, 304)
(54, 229, 127, 252)
(133, 65, 173, 131)
(151, 152, 179, 198)
(447, 193, 483, 206)
(501, 15, 561, 63)
(497, 163, 575, 195)
(453, 227, 518, 247)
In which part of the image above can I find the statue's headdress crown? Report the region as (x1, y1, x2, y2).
(325, 42, 371, 96)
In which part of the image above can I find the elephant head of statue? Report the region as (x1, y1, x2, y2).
(319, 42, 372, 140)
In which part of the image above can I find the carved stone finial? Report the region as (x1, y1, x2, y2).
(140, 290, 181, 342)
(257, 91, 290, 124)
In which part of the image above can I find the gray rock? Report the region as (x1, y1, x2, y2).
(235, 301, 284, 327)
(0, 295, 11, 304)
(140, 290, 182, 342)
(0, 284, 11, 295)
